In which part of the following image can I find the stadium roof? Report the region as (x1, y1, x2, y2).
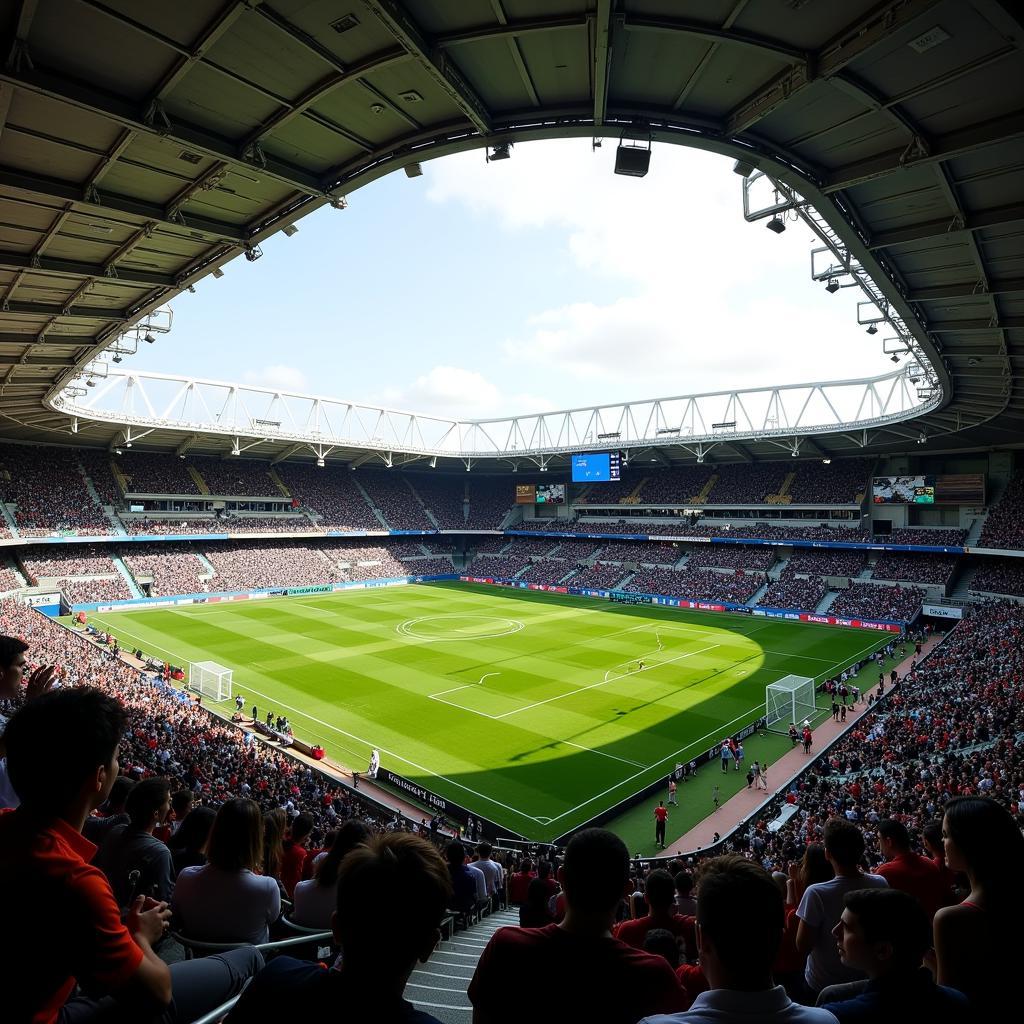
(0, 0, 1022, 468)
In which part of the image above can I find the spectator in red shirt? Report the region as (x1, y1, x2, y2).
(922, 819, 960, 906)
(468, 828, 687, 1024)
(615, 869, 690, 952)
(873, 818, 948, 918)
(0, 687, 260, 1023)
(280, 811, 313, 897)
(506, 858, 535, 906)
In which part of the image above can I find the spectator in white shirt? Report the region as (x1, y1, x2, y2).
(292, 818, 371, 929)
(172, 798, 281, 943)
(472, 842, 504, 905)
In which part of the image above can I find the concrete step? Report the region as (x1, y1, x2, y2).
(816, 591, 839, 613)
(111, 555, 145, 599)
(351, 477, 391, 529)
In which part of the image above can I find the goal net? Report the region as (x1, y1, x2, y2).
(189, 661, 233, 701)
(765, 674, 817, 731)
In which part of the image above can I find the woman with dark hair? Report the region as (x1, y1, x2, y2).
(778, 844, 834, 997)
(172, 799, 281, 943)
(262, 807, 287, 886)
(933, 796, 1024, 1013)
(169, 805, 216, 877)
(519, 877, 554, 928)
(291, 818, 372, 928)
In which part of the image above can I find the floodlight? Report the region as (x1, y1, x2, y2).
(243, 244, 263, 262)
(114, 448, 122, 455)
(282, 224, 298, 237)
(866, 323, 878, 335)
(917, 433, 927, 444)
(86, 379, 95, 387)
(891, 353, 900, 363)
(212, 268, 224, 279)
(330, 196, 348, 210)
(732, 158, 756, 177)
(614, 131, 651, 177)
(404, 163, 423, 178)
(822, 458, 831, 464)
(125, 441, 132, 448)
(231, 447, 240, 456)
(112, 354, 122, 363)
(316, 457, 325, 468)
(825, 278, 840, 293)
(145, 333, 155, 343)
(487, 142, 512, 162)
(766, 216, 786, 234)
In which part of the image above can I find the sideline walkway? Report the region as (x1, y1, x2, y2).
(664, 633, 943, 854)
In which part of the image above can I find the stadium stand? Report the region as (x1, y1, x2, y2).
(978, 474, 1024, 551)
(885, 528, 968, 547)
(625, 567, 764, 603)
(122, 516, 314, 535)
(871, 554, 957, 585)
(757, 570, 827, 611)
(464, 555, 531, 579)
(703, 464, 789, 505)
(122, 545, 210, 596)
(18, 544, 122, 580)
(189, 457, 282, 497)
(114, 451, 202, 495)
(358, 470, 433, 530)
(686, 544, 776, 571)
(564, 563, 632, 589)
(786, 549, 865, 577)
(970, 560, 1024, 597)
(830, 583, 926, 622)
(785, 459, 870, 503)
(273, 463, 380, 531)
(597, 541, 680, 564)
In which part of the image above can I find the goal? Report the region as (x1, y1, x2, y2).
(765, 675, 817, 731)
(189, 661, 233, 701)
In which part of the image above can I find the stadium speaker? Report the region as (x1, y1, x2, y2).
(732, 158, 756, 177)
(615, 144, 651, 177)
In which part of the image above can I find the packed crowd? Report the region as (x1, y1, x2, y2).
(871, 554, 957, 585)
(787, 550, 865, 578)
(885, 527, 967, 547)
(625, 567, 765, 604)
(398, 557, 456, 577)
(978, 473, 1024, 550)
(706, 464, 791, 505)
(18, 544, 123, 581)
(203, 541, 336, 591)
(115, 452, 202, 495)
(759, 570, 827, 612)
(598, 541, 680, 564)
(830, 583, 926, 622)
(122, 546, 210, 597)
(122, 516, 315, 535)
(565, 563, 632, 589)
(273, 463, 381, 531)
(519, 562, 572, 585)
(188, 458, 280, 497)
(687, 545, 776, 571)
(58, 577, 135, 604)
(0, 445, 113, 536)
(969, 559, 1024, 597)
(0, 561, 23, 592)
(786, 459, 871, 503)
(463, 555, 532, 579)
(556, 540, 605, 561)
(358, 470, 433, 530)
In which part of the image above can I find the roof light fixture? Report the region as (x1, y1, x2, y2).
(825, 278, 840, 293)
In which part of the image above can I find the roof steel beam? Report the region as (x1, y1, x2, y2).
(3, 299, 127, 322)
(592, 0, 614, 127)
(907, 277, 1024, 303)
(725, 0, 941, 136)
(867, 201, 1024, 249)
(0, 167, 248, 243)
(625, 12, 806, 62)
(359, 0, 492, 135)
(0, 83, 13, 143)
(0, 66, 324, 197)
(824, 110, 1024, 193)
(0, 250, 174, 288)
(926, 316, 1024, 332)
(437, 13, 586, 46)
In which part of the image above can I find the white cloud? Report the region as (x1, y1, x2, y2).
(242, 364, 309, 392)
(426, 140, 887, 407)
(375, 365, 555, 420)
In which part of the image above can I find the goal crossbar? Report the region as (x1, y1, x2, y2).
(189, 660, 233, 701)
(765, 674, 816, 731)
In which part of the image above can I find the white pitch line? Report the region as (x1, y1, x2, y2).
(494, 643, 720, 719)
(561, 738, 647, 768)
(429, 671, 500, 699)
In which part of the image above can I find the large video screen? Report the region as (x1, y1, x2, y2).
(873, 474, 985, 505)
(515, 483, 566, 504)
(571, 452, 621, 482)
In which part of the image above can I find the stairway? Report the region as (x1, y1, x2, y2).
(951, 564, 981, 600)
(748, 581, 771, 606)
(194, 552, 217, 577)
(407, 907, 518, 1022)
(766, 471, 795, 504)
(964, 514, 987, 546)
(404, 477, 441, 528)
(267, 466, 291, 498)
(111, 555, 145, 598)
(691, 473, 718, 503)
(80, 464, 125, 534)
(351, 477, 391, 529)
(0, 502, 19, 537)
(187, 466, 210, 494)
(109, 458, 130, 496)
(816, 591, 840, 613)
(624, 477, 648, 504)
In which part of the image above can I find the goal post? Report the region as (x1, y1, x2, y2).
(765, 674, 817, 732)
(189, 661, 233, 701)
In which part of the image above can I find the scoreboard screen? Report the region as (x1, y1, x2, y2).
(571, 453, 621, 482)
(515, 483, 566, 504)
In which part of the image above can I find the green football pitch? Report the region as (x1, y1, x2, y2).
(86, 582, 885, 842)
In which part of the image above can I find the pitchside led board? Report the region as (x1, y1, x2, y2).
(872, 474, 985, 505)
(571, 453, 622, 482)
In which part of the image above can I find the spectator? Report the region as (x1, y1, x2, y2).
(469, 828, 687, 1023)
(872, 818, 947, 918)
(473, 841, 504, 906)
(262, 806, 287, 887)
(644, 927, 682, 970)
(82, 774, 135, 844)
(0, 686, 260, 1023)
(280, 811, 314, 898)
(615, 869, 690, 950)
(168, 805, 216, 878)
(225, 833, 453, 1024)
(94, 776, 175, 909)
(796, 819, 888, 998)
(519, 877, 555, 928)
(292, 817, 372, 929)
(819, 889, 968, 1023)
(172, 798, 281, 943)
(446, 840, 486, 914)
(639, 854, 838, 1024)
(932, 796, 1024, 1015)
(507, 858, 535, 907)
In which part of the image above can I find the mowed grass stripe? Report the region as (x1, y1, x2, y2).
(89, 583, 885, 839)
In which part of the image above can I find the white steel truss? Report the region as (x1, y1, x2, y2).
(49, 366, 939, 462)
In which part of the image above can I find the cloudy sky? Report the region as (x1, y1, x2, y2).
(128, 140, 886, 420)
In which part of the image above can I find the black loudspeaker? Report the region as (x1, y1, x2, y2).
(614, 145, 651, 177)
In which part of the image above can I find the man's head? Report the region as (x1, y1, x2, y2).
(832, 888, 930, 977)
(675, 870, 694, 898)
(170, 789, 193, 821)
(695, 855, 784, 990)
(823, 817, 865, 870)
(477, 842, 492, 860)
(643, 869, 676, 913)
(922, 819, 944, 860)
(333, 833, 452, 979)
(445, 841, 466, 869)
(643, 927, 680, 969)
(103, 775, 136, 813)
(290, 812, 313, 843)
(0, 634, 29, 700)
(561, 828, 629, 919)
(4, 687, 124, 816)
(126, 777, 172, 831)
(877, 818, 911, 860)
